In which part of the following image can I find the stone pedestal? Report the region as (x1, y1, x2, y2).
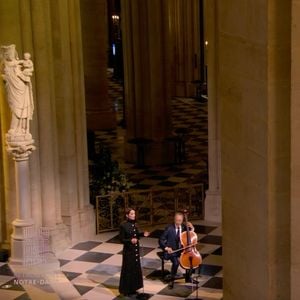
(6, 133, 36, 265)
(62, 205, 95, 245)
(48, 223, 70, 256)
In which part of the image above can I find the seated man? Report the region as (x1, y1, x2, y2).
(159, 212, 196, 289)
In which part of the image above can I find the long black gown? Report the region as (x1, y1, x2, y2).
(119, 219, 144, 295)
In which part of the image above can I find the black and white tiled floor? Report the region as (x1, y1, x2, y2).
(0, 221, 222, 299)
(0, 221, 222, 300)
(56, 221, 222, 300)
(0, 263, 31, 299)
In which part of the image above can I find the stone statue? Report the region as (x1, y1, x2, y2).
(0, 44, 34, 137)
(0, 44, 35, 159)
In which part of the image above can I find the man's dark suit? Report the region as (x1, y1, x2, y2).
(159, 224, 188, 279)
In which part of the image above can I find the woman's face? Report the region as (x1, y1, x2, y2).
(126, 210, 136, 220)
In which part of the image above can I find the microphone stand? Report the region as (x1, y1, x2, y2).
(186, 269, 201, 300)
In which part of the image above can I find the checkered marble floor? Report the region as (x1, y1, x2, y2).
(0, 222, 222, 300)
(95, 73, 208, 191)
(0, 263, 31, 300)
(56, 221, 222, 300)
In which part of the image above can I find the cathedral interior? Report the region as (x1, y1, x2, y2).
(0, 0, 298, 299)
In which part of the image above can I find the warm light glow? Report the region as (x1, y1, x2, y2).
(112, 15, 120, 20)
(205, 41, 208, 46)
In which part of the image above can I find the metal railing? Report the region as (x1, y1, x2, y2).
(95, 183, 205, 233)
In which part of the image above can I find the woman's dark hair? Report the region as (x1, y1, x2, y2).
(125, 207, 135, 216)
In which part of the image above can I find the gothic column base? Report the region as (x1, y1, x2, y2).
(10, 219, 35, 265)
(9, 255, 60, 296)
(48, 223, 71, 256)
(205, 190, 222, 223)
(62, 205, 95, 245)
(10, 221, 71, 265)
(10, 254, 60, 275)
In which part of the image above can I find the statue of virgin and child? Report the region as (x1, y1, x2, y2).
(1, 44, 34, 138)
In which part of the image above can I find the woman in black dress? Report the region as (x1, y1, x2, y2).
(119, 208, 150, 296)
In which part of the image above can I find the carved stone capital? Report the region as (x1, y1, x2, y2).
(6, 133, 35, 161)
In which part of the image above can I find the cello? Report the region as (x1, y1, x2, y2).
(179, 210, 202, 270)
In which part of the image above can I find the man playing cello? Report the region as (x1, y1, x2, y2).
(159, 212, 198, 289)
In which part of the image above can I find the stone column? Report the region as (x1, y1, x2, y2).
(61, 0, 95, 243)
(291, 0, 300, 299)
(8, 141, 35, 265)
(220, 0, 291, 298)
(30, 0, 62, 231)
(121, 0, 173, 166)
(0, 74, 14, 251)
(80, 0, 116, 130)
(18, 0, 43, 229)
(0, 0, 24, 250)
(35, 0, 94, 244)
(170, 0, 201, 97)
(68, 0, 91, 212)
(0, 80, 10, 246)
(204, 0, 221, 223)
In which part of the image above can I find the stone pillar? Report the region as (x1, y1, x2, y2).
(29, 1, 73, 254)
(61, 0, 95, 243)
(36, 0, 94, 244)
(170, 0, 201, 98)
(9, 143, 35, 265)
(0, 0, 23, 250)
(0, 73, 14, 251)
(291, 0, 300, 298)
(80, 0, 116, 130)
(220, 0, 291, 299)
(122, 0, 173, 166)
(68, 0, 91, 212)
(204, 0, 221, 223)
(0, 80, 9, 246)
(30, 0, 60, 230)
(18, 0, 43, 229)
